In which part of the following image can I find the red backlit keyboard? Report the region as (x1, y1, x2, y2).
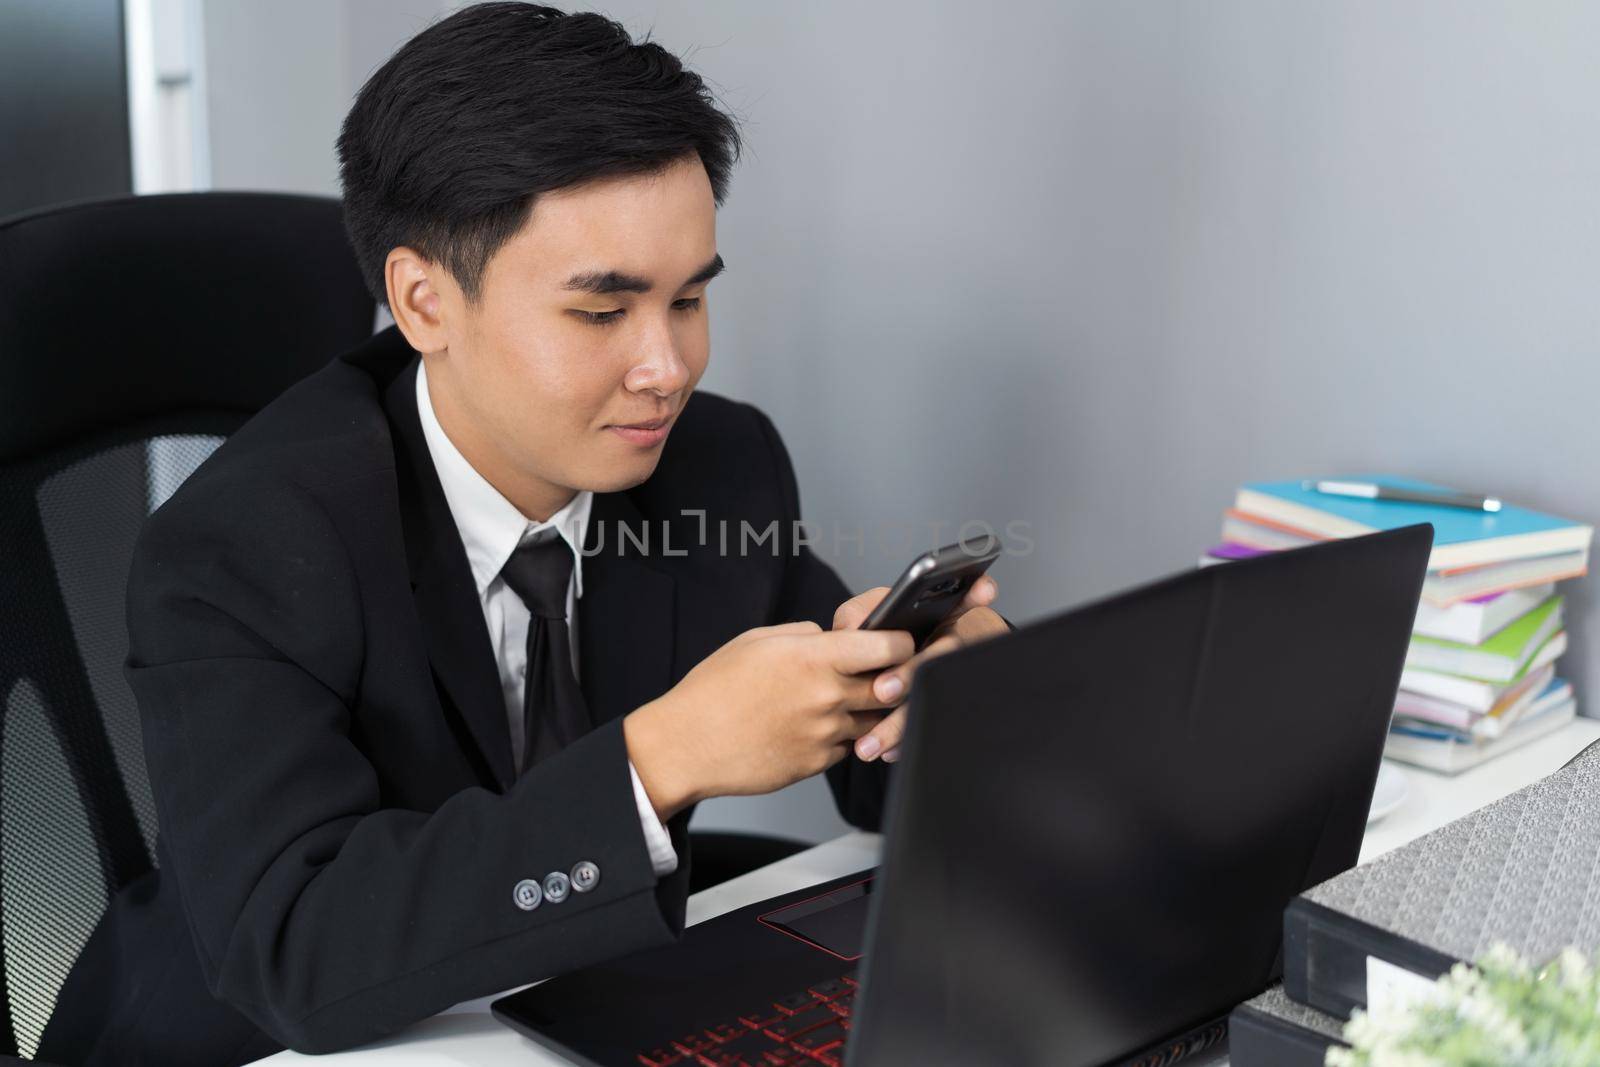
(635, 971, 858, 1066)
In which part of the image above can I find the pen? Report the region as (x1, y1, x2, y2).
(1303, 479, 1503, 513)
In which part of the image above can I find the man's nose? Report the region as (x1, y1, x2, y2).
(624, 330, 691, 396)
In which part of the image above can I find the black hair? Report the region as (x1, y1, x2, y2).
(336, 2, 743, 305)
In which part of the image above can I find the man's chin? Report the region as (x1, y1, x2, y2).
(578, 455, 664, 495)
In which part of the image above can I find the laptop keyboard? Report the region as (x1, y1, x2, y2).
(636, 971, 858, 1066)
(632, 969, 1229, 1066)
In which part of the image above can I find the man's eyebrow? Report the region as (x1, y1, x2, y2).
(561, 253, 725, 295)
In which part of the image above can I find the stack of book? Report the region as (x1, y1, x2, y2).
(1203, 476, 1593, 774)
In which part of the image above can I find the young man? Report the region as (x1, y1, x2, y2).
(40, 4, 1006, 1064)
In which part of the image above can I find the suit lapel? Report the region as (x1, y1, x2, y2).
(382, 355, 517, 791)
(578, 490, 677, 728)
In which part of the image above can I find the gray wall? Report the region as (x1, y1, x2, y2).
(201, 1, 1600, 842)
(202, 0, 449, 193)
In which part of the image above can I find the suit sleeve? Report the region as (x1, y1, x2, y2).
(126, 472, 687, 1054)
(747, 408, 895, 832)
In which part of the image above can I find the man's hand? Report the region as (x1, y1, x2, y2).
(623, 622, 915, 821)
(834, 575, 1008, 763)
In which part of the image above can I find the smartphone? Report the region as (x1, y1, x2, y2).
(858, 533, 1002, 647)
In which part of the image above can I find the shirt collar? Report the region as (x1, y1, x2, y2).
(415, 359, 591, 600)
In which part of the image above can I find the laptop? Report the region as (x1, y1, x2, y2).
(493, 524, 1434, 1066)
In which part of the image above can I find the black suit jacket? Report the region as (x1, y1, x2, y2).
(40, 325, 892, 1066)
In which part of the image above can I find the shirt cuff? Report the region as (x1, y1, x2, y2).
(628, 759, 680, 877)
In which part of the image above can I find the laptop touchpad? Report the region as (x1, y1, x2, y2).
(758, 878, 875, 960)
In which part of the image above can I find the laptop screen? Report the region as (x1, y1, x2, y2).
(846, 526, 1432, 1065)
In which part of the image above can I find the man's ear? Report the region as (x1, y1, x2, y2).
(384, 246, 452, 354)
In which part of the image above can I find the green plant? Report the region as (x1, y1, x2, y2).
(1327, 943, 1600, 1066)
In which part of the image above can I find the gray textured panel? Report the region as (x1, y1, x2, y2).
(1304, 741, 1600, 963)
(1239, 984, 1346, 1041)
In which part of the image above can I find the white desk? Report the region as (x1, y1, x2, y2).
(1359, 718, 1600, 864)
(251, 720, 1600, 1066)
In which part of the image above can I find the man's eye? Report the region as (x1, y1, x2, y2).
(576, 298, 701, 326)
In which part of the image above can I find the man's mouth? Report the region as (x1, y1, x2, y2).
(607, 414, 673, 446)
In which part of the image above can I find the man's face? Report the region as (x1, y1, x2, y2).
(426, 152, 720, 510)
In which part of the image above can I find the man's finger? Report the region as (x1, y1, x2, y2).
(744, 620, 823, 643)
(871, 631, 961, 703)
(927, 575, 999, 632)
(830, 707, 890, 742)
(821, 627, 915, 675)
(920, 602, 1010, 658)
(830, 672, 903, 713)
(960, 574, 998, 611)
(833, 586, 890, 631)
(847, 708, 892, 730)
(855, 706, 908, 761)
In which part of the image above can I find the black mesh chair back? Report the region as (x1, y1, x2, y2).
(0, 192, 375, 1059)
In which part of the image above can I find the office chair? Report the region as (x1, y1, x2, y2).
(0, 191, 376, 1061)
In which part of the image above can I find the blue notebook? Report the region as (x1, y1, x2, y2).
(1235, 476, 1592, 571)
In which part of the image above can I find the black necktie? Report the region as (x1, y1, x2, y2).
(498, 527, 592, 771)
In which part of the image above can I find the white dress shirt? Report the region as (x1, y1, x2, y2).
(415, 360, 678, 876)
